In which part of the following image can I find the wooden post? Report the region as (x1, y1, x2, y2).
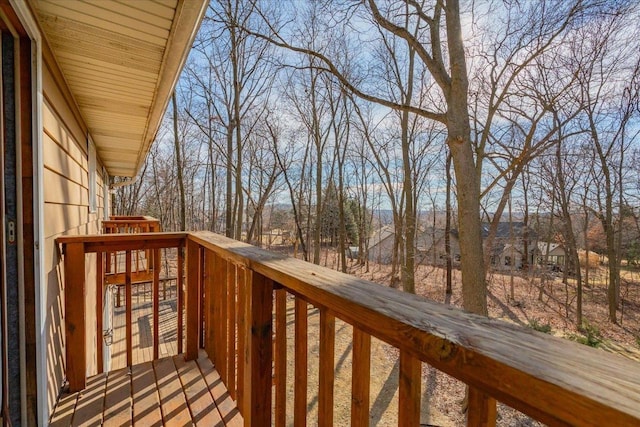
(177, 246, 184, 355)
(203, 250, 215, 361)
(236, 267, 246, 415)
(318, 308, 335, 427)
(467, 387, 497, 427)
(96, 251, 104, 374)
(186, 239, 200, 360)
(125, 250, 132, 367)
(226, 263, 237, 399)
(242, 271, 273, 427)
(399, 350, 421, 426)
(213, 254, 227, 371)
(274, 287, 287, 426)
(64, 242, 86, 392)
(294, 298, 308, 427)
(351, 328, 371, 426)
(153, 248, 160, 360)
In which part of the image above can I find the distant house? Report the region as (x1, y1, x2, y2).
(416, 227, 460, 266)
(367, 225, 396, 264)
(367, 225, 461, 265)
(482, 222, 537, 270)
(260, 228, 291, 247)
(534, 242, 566, 269)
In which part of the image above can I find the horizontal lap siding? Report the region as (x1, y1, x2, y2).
(42, 55, 106, 419)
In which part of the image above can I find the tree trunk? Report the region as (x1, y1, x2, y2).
(445, 152, 453, 296)
(172, 93, 186, 231)
(445, 0, 486, 315)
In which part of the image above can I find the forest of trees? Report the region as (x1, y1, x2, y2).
(112, 0, 640, 326)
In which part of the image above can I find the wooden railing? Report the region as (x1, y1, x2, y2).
(57, 231, 640, 426)
(102, 216, 161, 234)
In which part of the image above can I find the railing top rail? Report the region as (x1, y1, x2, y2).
(57, 232, 186, 253)
(102, 219, 161, 224)
(55, 230, 640, 425)
(187, 231, 640, 426)
(108, 215, 159, 221)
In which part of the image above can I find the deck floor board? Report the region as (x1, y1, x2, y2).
(51, 353, 239, 426)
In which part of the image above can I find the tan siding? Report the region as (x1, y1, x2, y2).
(43, 134, 87, 186)
(42, 57, 102, 419)
(42, 63, 87, 147)
(43, 168, 89, 206)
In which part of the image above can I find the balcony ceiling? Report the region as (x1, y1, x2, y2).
(33, 0, 207, 177)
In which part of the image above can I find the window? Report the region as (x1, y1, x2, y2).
(103, 166, 110, 219)
(505, 256, 512, 266)
(88, 137, 97, 213)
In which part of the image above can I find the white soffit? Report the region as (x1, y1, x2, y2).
(33, 0, 207, 177)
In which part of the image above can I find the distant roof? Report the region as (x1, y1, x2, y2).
(451, 222, 534, 240)
(368, 225, 395, 249)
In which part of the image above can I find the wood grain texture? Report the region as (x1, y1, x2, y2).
(125, 251, 132, 367)
(153, 248, 160, 360)
(351, 328, 371, 427)
(236, 267, 246, 416)
(213, 254, 227, 374)
(174, 355, 223, 425)
(153, 357, 191, 426)
(318, 308, 335, 427)
(219, 258, 229, 385)
(185, 239, 200, 360)
(186, 231, 640, 426)
(96, 251, 103, 374)
(203, 250, 215, 364)
(399, 351, 421, 426)
(103, 368, 131, 426)
(51, 354, 237, 426)
(131, 362, 162, 426)
(274, 287, 287, 427)
(64, 242, 86, 392)
(242, 271, 273, 426)
(467, 387, 497, 427)
(71, 372, 105, 426)
(177, 247, 184, 355)
(226, 263, 237, 401)
(57, 230, 640, 425)
(294, 297, 308, 427)
(196, 350, 243, 426)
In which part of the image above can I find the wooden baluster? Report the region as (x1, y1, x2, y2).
(213, 254, 227, 372)
(153, 248, 160, 360)
(351, 328, 371, 426)
(64, 242, 86, 392)
(274, 286, 287, 426)
(104, 225, 111, 275)
(226, 263, 237, 399)
(467, 387, 497, 427)
(199, 248, 206, 349)
(236, 267, 246, 414)
(96, 251, 104, 374)
(398, 350, 421, 426)
(126, 250, 132, 367)
(204, 250, 215, 360)
(318, 308, 335, 427)
(294, 298, 308, 427)
(220, 259, 230, 385)
(242, 270, 273, 426)
(177, 246, 184, 355)
(186, 239, 200, 360)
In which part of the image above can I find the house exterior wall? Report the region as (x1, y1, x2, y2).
(41, 47, 106, 414)
(368, 235, 394, 264)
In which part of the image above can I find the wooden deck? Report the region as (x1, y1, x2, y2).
(50, 351, 242, 426)
(108, 281, 181, 370)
